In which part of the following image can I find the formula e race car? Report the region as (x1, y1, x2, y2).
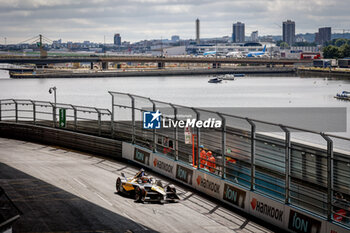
(115, 169, 179, 203)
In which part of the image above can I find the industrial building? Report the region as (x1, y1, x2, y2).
(196, 19, 200, 45)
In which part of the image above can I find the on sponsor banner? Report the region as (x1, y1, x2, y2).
(134, 148, 150, 165)
(196, 175, 220, 194)
(223, 183, 246, 208)
(288, 210, 321, 233)
(153, 158, 173, 174)
(251, 198, 283, 222)
(176, 164, 193, 185)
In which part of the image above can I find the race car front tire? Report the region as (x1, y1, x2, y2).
(166, 185, 176, 193)
(116, 178, 122, 193)
(135, 186, 145, 203)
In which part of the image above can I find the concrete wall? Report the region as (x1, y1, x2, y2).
(0, 122, 122, 159)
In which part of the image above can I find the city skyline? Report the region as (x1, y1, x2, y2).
(0, 0, 349, 44)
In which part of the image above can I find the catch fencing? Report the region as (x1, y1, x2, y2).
(1, 93, 350, 229)
(109, 91, 350, 227)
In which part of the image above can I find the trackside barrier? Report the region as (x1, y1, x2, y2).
(122, 142, 350, 233)
(1, 95, 350, 233)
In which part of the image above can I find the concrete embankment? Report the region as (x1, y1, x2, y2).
(10, 67, 296, 78)
(297, 67, 350, 78)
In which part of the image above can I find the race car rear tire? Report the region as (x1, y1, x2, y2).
(116, 178, 122, 193)
(135, 186, 145, 203)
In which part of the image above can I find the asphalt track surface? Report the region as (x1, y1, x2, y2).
(0, 137, 276, 233)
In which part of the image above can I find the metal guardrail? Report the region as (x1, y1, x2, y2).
(1, 95, 350, 228)
(0, 99, 112, 137)
(108, 91, 350, 227)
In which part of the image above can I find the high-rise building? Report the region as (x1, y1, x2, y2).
(251, 31, 258, 42)
(171, 35, 180, 42)
(317, 27, 331, 45)
(232, 22, 245, 43)
(114, 33, 121, 46)
(315, 32, 319, 44)
(196, 19, 200, 45)
(282, 20, 295, 46)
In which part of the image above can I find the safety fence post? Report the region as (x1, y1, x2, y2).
(106, 109, 112, 138)
(110, 93, 115, 138)
(71, 105, 77, 131)
(149, 98, 157, 153)
(96, 108, 101, 136)
(280, 125, 291, 204)
(321, 133, 334, 221)
(246, 118, 256, 191)
(170, 104, 179, 161)
(217, 113, 226, 179)
(14, 100, 18, 123)
(128, 94, 135, 144)
(50, 103, 56, 128)
(192, 108, 200, 169)
(31, 101, 36, 124)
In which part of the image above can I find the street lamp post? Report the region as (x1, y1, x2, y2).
(49, 86, 57, 106)
(49, 86, 57, 127)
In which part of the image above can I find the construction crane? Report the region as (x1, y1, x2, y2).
(274, 23, 282, 29)
(333, 29, 350, 36)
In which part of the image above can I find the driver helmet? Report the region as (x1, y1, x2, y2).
(141, 176, 149, 183)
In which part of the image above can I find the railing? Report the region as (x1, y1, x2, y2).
(0, 99, 112, 137)
(109, 91, 350, 227)
(1, 95, 350, 228)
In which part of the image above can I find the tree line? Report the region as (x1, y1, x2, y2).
(323, 39, 350, 59)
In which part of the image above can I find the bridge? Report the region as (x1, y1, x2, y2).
(0, 56, 312, 66)
(0, 95, 349, 233)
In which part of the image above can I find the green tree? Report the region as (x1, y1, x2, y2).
(340, 44, 350, 58)
(323, 45, 341, 59)
(276, 40, 283, 46)
(335, 38, 347, 47)
(294, 42, 317, 46)
(280, 42, 289, 48)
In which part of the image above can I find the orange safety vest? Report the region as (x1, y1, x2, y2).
(208, 155, 216, 172)
(200, 150, 207, 168)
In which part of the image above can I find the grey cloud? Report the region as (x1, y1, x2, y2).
(0, 0, 348, 43)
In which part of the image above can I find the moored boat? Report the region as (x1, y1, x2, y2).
(334, 91, 350, 101)
(208, 77, 222, 83)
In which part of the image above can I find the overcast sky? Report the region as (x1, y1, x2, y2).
(1, 0, 349, 44)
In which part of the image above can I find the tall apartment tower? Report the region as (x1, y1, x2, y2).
(232, 22, 245, 43)
(317, 27, 331, 45)
(282, 20, 295, 46)
(251, 31, 258, 42)
(196, 18, 200, 45)
(114, 33, 121, 46)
